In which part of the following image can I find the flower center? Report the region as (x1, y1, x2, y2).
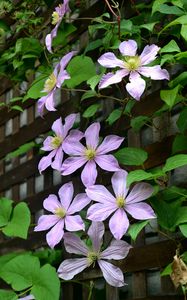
(87, 251, 99, 266)
(124, 55, 141, 71)
(51, 11, 60, 25)
(51, 136, 63, 149)
(85, 148, 96, 160)
(43, 73, 57, 93)
(116, 196, 125, 208)
(55, 207, 66, 218)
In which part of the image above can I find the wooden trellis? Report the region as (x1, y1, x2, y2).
(0, 1, 186, 299)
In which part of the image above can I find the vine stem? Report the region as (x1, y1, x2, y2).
(18, 287, 32, 297)
(88, 281, 94, 300)
(104, 0, 121, 39)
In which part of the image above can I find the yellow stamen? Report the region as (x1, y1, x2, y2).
(123, 55, 141, 71)
(51, 136, 63, 149)
(43, 73, 57, 93)
(52, 11, 60, 25)
(85, 148, 96, 160)
(87, 251, 99, 266)
(116, 196, 125, 208)
(55, 207, 66, 218)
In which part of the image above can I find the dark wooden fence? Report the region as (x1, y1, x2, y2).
(0, 1, 185, 299)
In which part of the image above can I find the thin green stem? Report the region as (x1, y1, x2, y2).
(88, 281, 94, 300)
(18, 287, 32, 297)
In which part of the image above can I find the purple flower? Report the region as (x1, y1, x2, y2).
(18, 296, 35, 300)
(98, 39, 169, 100)
(38, 114, 83, 173)
(38, 51, 76, 116)
(86, 170, 156, 240)
(58, 222, 132, 287)
(34, 182, 91, 248)
(61, 122, 124, 187)
(45, 0, 70, 53)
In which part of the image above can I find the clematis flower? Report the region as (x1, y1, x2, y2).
(45, 0, 70, 53)
(38, 51, 76, 116)
(38, 114, 83, 173)
(98, 39, 169, 100)
(18, 296, 35, 300)
(61, 122, 124, 187)
(34, 182, 91, 248)
(58, 221, 132, 287)
(86, 170, 156, 240)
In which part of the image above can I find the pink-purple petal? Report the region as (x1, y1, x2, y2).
(56, 69, 70, 88)
(58, 258, 88, 280)
(51, 146, 64, 171)
(37, 96, 46, 117)
(111, 170, 129, 199)
(52, 117, 64, 137)
(98, 69, 129, 89)
(81, 160, 97, 187)
(109, 209, 129, 239)
(95, 154, 120, 172)
(126, 182, 154, 204)
(138, 65, 169, 80)
(38, 150, 56, 174)
(87, 221, 105, 252)
(58, 182, 74, 209)
(45, 90, 56, 112)
(19, 295, 35, 300)
(140, 44, 160, 65)
(98, 260, 125, 287)
(58, 51, 77, 73)
(98, 52, 124, 68)
(46, 219, 64, 248)
(41, 136, 54, 151)
(68, 193, 91, 214)
(86, 185, 115, 204)
(62, 113, 78, 138)
(43, 194, 61, 213)
(85, 122, 100, 149)
(97, 135, 124, 155)
(61, 157, 87, 175)
(65, 129, 84, 142)
(125, 202, 156, 220)
(100, 239, 132, 260)
(63, 232, 89, 255)
(126, 72, 146, 100)
(87, 203, 116, 221)
(65, 215, 85, 232)
(62, 140, 86, 155)
(119, 40, 138, 56)
(34, 215, 59, 232)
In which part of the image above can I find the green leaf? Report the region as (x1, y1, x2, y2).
(11, 105, 23, 112)
(163, 154, 187, 172)
(160, 15, 187, 33)
(181, 24, 187, 41)
(160, 54, 175, 66)
(2, 202, 31, 239)
(87, 74, 102, 91)
(0, 254, 40, 291)
(106, 109, 122, 125)
(0, 290, 17, 300)
(5, 142, 35, 160)
(152, 0, 168, 15)
(83, 104, 101, 118)
(31, 264, 60, 300)
(9, 97, 23, 103)
(161, 263, 172, 276)
(175, 207, 187, 225)
(84, 39, 103, 54)
(172, 134, 187, 154)
(140, 22, 157, 32)
(169, 72, 187, 88)
(130, 116, 150, 132)
(127, 169, 164, 186)
(128, 221, 149, 241)
(177, 107, 187, 133)
(65, 56, 96, 88)
(0, 198, 13, 227)
(160, 85, 180, 108)
(114, 147, 148, 166)
(81, 90, 97, 101)
(24, 74, 48, 100)
(157, 4, 184, 15)
(160, 40, 181, 53)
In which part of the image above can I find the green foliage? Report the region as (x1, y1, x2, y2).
(106, 109, 122, 125)
(0, 254, 60, 300)
(127, 168, 165, 186)
(163, 154, 187, 172)
(5, 142, 36, 160)
(0, 199, 31, 239)
(160, 85, 181, 108)
(177, 107, 187, 133)
(114, 147, 148, 166)
(128, 220, 149, 241)
(0, 289, 17, 300)
(130, 116, 150, 132)
(83, 103, 101, 118)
